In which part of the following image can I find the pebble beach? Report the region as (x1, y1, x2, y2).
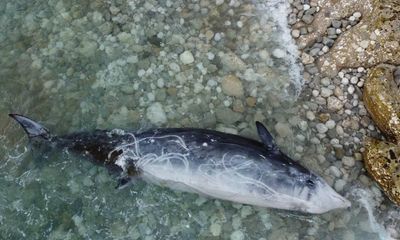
(0, 0, 399, 239)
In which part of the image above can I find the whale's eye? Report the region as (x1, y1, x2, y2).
(306, 179, 315, 188)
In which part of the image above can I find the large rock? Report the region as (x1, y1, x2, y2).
(363, 64, 400, 206)
(298, 0, 400, 76)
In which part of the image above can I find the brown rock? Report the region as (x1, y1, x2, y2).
(246, 97, 256, 107)
(221, 75, 244, 97)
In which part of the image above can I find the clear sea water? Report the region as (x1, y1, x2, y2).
(0, 0, 398, 239)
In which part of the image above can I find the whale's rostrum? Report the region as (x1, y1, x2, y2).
(9, 113, 351, 214)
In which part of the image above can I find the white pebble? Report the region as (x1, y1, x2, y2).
(357, 67, 365, 73)
(350, 76, 358, 84)
(312, 90, 320, 97)
(341, 78, 349, 85)
(342, 156, 355, 167)
(334, 179, 346, 192)
(316, 123, 328, 133)
(321, 87, 333, 97)
(214, 33, 222, 41)
(349, 16, 355, 21)
(230, 230, 244, 240)
(237, 21, 243, 28)
(138, 69, 146, 77)
(216, 0, 224, 5)
(146, 102, 167, 125)
(348, 85, 355, 94)
(207, 52, 215, 60)
(326, 120, 336, 129)
(180, 50, 194, 64)
(329, 166, 342, 178)
(306, 111, 316, 121)
(303, 4, 310, 10)
(353, 12, 362, 18)
(272, 48, 286, 58)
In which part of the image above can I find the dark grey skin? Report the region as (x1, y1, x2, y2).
(9, 113, 350, 213)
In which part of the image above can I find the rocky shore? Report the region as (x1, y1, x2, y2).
(288, 0, 400, 238)
(0, 0, 399, 239)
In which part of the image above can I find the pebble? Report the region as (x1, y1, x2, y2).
(353, 12, 362, 18)
(350, 76, 358, 84)
(210, 223, 222, 236)
(347, 85, 355, 94)
(230, 230, 245, 240)
(240, 206, 253, 218)
(215, 107, 242, 124)
(146, 102, 167, 125)
(316, 123, 328, 133)
(325, 120, 336, 129)
(327, 96, 344, 111)
(342, 156, 355, 167)
(302, 14, 314, 24)
(292, 29, 300, 38)
(321, 87, 333, 97)
(272, 48, 286, 58)
(180, 50, 194, 64)
(332, 20, 341, 28)
(321, 78, 331, 87)
(221, 75, 244, 97)
(334, 179, 346, 192)
(275, 122, 292, 138)
(216, 0, 224, 5)
(329, 166, 342, 178)
(301, 52, 315, 64)
(312, 90, 320, 97)
(336, 125, 345, 136)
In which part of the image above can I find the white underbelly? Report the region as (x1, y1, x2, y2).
(139, 163, 306, 211)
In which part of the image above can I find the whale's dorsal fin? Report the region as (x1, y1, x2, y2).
(256, 121, 278, 152)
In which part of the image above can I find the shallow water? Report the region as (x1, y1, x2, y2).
(0, 0, 397, 239)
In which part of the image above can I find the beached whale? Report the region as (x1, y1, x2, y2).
(9, 113, 350, 214)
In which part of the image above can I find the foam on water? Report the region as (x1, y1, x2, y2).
(352, 188, 396, 240)
(252, 0, 303, 98)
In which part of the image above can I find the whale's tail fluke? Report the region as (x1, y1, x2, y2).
(9, 114, 51, 140)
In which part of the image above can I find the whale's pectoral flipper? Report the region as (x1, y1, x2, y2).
(255, 121, 278, 152)
(116, 177, 132, 189)
(115, 161, 141, 189)
(9, 114, 51, 140)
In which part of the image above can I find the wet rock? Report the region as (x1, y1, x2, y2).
(272, 48, 286, 58)
(342, 156, 355, 167)
(220, 51, 246, 71)
(327, 96, 344, 111)
(146, 102, 167, 125)
(221, 75, 244, 97)
(215, 107, 242, 124)
(301, 52, 314, 64)
(317, 0, 400, 76)
(230, 230, 245, 240)
(180, 50, 194, 64)
(275, 122, 292, 138)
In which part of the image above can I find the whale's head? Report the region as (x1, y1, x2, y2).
(299, 173, 351, 214)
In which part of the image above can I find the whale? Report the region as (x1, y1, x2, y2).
(9, 113, 351, 214)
